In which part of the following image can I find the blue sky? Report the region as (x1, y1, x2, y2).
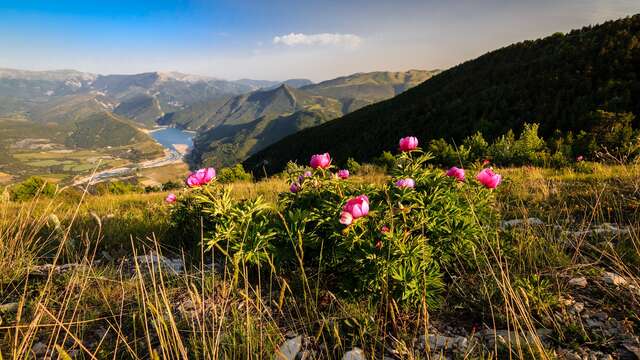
(1, 0, 639, 81)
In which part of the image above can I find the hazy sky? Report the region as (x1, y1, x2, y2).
(1, 0, 639, 81)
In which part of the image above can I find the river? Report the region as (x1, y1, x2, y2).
(148, 127, 195, 154)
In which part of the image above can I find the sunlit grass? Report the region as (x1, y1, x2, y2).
(0, 164, 637, 359)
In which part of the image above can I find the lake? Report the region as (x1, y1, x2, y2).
(149, 127, 194, 153)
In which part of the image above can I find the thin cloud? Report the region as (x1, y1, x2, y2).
(273, 33, 362, 48)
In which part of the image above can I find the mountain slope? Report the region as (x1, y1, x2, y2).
(113, 94, 163, 127)
(234, 78, 314, 90)
(28, 94, 117, 126)
(301, 70, 440, 112)
(64, 111, 156, 149)
(192, 109, 337, 168)
(157, 96, 233, 130)
(189, 85, 343, 167)
(168, 70, 437, 167)
(245, 15, 640, 174)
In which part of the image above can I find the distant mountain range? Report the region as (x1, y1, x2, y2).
(0, 68, 312, 127)
(0, 67, 439, 171)
(160, 70, 440, 167)
(244, 15, 640, 174)
(0, 68, 316, 152)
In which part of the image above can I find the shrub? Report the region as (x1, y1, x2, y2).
(373, 151, 395, 171)
(170, 141, 504, 313)
(428, 138, 464, 165)
(171, 148, 499, 309)
(488, 123, 549, 166)
(95, 181, 141, 195)
(463, 131, 489, 161)
(10, 176, 57, 201)
(217, 164, 253, 184)
(282, 151, 497, 308)
(512, 123, 548, 165)
(488, 130, 517, 165)
(345, 157, 361, 174)
(144, 185, 161, 193)
(162, 180, 183, 190)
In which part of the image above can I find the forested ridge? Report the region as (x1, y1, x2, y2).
(245, 14, 640, 174)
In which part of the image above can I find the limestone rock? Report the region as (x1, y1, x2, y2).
(276, 335, 302, 360)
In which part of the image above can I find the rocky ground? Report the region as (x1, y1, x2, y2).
(7, 243, 637, 360)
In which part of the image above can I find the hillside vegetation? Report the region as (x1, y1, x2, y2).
(113, 94, 163, 127)
(301, 69, 440, 113)
(188, 85, 343, 167)
(245, 15, 640, 174)
(64, 111, 157, 149)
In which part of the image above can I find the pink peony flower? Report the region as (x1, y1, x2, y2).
(340, 195, 370, 225)
(310, 153, 331, 169)
(446, 166, 465, 181)
(338, 169, 350, 179)
(395, 178, 415, 189)
(381, 225, 390, 233)
(165, 193, 177, 203)
(187, 167, 216, 187)
(290, 182, 301, 193)
(576, 155, 584, 162)
(399, 136, 419, 152)
(339, 211, 353, 226)
(476, 168, 502, 189)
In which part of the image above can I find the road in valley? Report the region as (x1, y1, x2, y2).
(72, 127, 193, 185)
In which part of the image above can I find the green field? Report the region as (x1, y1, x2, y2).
(0, 118, 164, 183)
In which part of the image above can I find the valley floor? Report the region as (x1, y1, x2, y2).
(0, 164, 638, 359)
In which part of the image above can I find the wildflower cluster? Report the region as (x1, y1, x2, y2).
(167, 136, 501, 308)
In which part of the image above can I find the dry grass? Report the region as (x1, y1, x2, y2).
(137, 163, 190, 184)
(0, 164, 638, 359)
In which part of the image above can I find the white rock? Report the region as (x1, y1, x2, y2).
(276, 335, 302, 360)
(342, 347, 365, 360)
(602, 272, 627, 286)
(31, 342, 47, 356)
(569, 277, 588, 288)
(454, 336, 468, 350)
(134, 254, 184, 273)
(430, 334, 455, 350)
(501, 218, 544, 229)
(0, 302, 18, 312)
(569, 302, 584, 314)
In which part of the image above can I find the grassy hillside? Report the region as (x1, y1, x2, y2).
(189, 85, 343, 167)
(301, 69, 440, 112)
(28, 94, 116, 125)
(65, 111, 158, 149)
(192, 109, 336, 167)
(0, 162, 638, 358)
(113, 94, 163, 127)
(156, 96, 232, 130)
(245, 15, 640, 174)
